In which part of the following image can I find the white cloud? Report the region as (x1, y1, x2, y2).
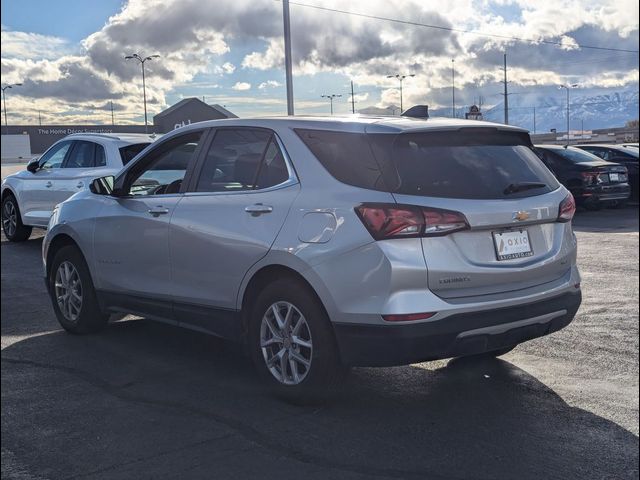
(258, 80, 282, 89)
(1, 26, 73, 60)
(231, 81, 251, 91)
(0, 0, 637, 121)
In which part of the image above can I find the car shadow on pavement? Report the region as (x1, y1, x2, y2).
(2, 319, 638, 480)
(572, 206, 639, 233)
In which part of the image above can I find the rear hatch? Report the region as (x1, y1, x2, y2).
(372, 127, 573, 299)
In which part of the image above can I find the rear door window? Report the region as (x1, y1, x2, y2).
(194, 129, 289, 192)
(120, 143, 150, 165)
(64, 141, 96, 168)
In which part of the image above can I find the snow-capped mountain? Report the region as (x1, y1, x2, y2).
(361, 89, 639, 133)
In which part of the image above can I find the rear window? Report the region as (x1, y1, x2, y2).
(543, 147, 601, 164)
(295, 128, 559, 199)
(120, 143, 150, 165)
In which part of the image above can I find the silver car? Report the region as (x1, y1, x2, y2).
(1, 133, 155, 241)
(42, 117, 582, 400)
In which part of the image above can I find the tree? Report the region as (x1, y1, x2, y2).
(626, 119, 639, 128)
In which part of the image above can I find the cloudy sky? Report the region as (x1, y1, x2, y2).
(1, 0, 638, 125)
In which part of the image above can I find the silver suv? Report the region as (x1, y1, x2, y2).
(2, 133, 155, 241)
(43, 117, 582, 399)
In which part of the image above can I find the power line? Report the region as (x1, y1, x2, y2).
(285, 1, 640, 53)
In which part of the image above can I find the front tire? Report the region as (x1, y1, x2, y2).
(2, 194, 32, 242)
(248, 278, 345, 403)
(49, 245, 109, 334)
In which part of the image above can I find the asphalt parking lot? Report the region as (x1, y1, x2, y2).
(1, 165, 638, 479)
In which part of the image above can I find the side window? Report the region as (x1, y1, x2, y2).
(195, 129, 273, 192)
(254, 139, 289, 189)
(95, 144, 106, 167)
(127, 131, 202, 196)
(585, 148, 606, 159)
(39, 141, 72, 170)
(64, 141, 96, 168)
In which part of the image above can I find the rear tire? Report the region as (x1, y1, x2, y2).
(2, 194, 32, 242)
(248, 278, 346, 403)
(613, 199, 629, 209)
(584, 198, 601, 211)
(49, 245, 109, 334)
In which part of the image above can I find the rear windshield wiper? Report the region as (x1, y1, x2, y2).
(503, 182, 547, 195)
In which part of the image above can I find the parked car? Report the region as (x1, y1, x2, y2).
(43, 117, 582, 400)
(532, 145, 630, 210)
(1, 133, 156, 242)
(573, 144, 639, 201)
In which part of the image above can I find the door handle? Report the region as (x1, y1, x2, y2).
(148, 206, 170, 216)
(45, 181, 53, 188)
(76, 181, 84, 189)
(245, 204, 273, 216)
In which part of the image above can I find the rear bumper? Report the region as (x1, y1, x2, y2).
(575, 184, 630, 202)
(333, 290, 582, 367)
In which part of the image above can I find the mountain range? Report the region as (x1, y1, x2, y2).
(359, 88, 639, 133)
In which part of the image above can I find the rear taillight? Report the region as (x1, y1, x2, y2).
(355, 203, 469, 240)
(581, 171, 607, 185)
(558, 193, 576, 222)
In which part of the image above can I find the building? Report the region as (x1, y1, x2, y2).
(1, 98, 237, 156)
(152, 98, 237, 132)
(531, 125, 639, 145)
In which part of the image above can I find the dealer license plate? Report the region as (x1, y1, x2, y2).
(492, 230, 533, 261)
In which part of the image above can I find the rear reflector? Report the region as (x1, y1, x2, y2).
(355, 203, 469, 240)
(382, 312, 437, 322)
(558, 193, 576, 223)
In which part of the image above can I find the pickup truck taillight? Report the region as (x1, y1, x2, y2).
(355, 203, 469, 240)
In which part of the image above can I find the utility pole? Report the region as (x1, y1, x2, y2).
(110, 101, 115, 125)
(350, 81, 356, 114)
(282, 0, 294, 115)
(321, 94, 342, 115)
(451, 59, 456, 118)
(502, 52, 509, 124)
(38, 110, 42, 126)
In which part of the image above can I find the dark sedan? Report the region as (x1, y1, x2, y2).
(533, 145, 630, 210)
(573, 144, 639, 201)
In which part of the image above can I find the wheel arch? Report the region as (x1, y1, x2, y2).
(238, 262, 339, 348)
(46, 232, 85, 281)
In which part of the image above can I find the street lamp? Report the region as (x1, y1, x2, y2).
(386, 73, 414, 113)
(321, 94, 342, 115)
(125, 53, 160, 132)
(1, 83, 22, 134)
(559, 83, 578, 145)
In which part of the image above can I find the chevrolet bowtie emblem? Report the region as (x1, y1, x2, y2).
(513, 211, 530, 221)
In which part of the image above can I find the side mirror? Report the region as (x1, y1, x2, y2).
(26, 158, 40, 173)
(89, 175, 115, 195)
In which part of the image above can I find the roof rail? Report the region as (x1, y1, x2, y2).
(65, 132, 123, 140)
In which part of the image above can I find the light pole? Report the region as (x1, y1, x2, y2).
(559, 83, 578, 145)
(451, 59, 456, 118)
(386, 73, 414, 113)
(321, 94, 342, 115)
(2, 83, 22, 134)
(125, 53, 160, 132)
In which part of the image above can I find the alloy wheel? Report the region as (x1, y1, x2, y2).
(260, 301, 313, 385)
(2, 200, 17, 238)
(54, 261, 83, 322)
